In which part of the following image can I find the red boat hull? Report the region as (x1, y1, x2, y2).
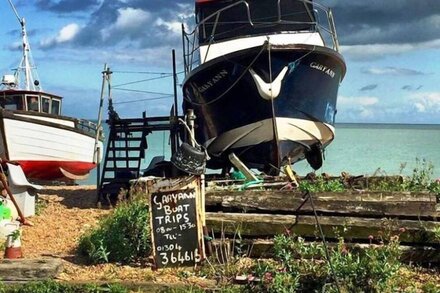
(16, 160, 96, 180)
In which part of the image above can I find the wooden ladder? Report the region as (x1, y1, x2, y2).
(98, 113, 149, 202)
(97, 112, 181, 203)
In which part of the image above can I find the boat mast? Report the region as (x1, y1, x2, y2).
(7, 0, 42, 91)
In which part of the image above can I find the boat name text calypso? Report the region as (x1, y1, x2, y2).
(196, 69, 228, 93)
(309, 62, 335, 78)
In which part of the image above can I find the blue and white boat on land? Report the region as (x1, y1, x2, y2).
(182, 0, 346, 174)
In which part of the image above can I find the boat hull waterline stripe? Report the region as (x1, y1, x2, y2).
(206, 117, 334, 154)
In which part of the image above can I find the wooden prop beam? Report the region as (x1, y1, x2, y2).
(206, 212, 440, 244)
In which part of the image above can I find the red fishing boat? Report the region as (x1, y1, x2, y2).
(0, 1, 103, 180)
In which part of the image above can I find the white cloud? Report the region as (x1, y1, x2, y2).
(358, 107, 374, 119)
(176, 3, 193, 19)
(410, 92, 440, 113)
(101, 8, 151, 41)
(362, 67, 425, 76)
(114, 8, 151, 30)
(8, 41, 22, 51)
(98, 46, 179, 67)
(335, 93, 440, 123)
(40, 23, 81, 48)
(338, 96, 379, 107)
(340, 39, 440, 61)
(337, 95, 380, 121)
(155, 18, 182, 35)
(57, 24, 81, 42)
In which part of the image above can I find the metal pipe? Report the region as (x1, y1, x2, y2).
(172, 50, 180, 155)
(186, 109, 196, 147)
(328, 9, 340, 51)
(181, 24, 187, 75)
(172, 50, 179, 119)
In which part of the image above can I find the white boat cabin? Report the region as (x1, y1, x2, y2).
(183, 0, 340, 66)
(1, 91, 62, 115)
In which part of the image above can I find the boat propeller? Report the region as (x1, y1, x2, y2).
(305, 143, 323, 170)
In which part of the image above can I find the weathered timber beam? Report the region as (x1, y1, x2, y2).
(211, 239, 440, 264)
(206, 190, 437, 202)
(206, 212, 440, 244)
(205, 191, 439, 218)
(0, 258, 63, 282)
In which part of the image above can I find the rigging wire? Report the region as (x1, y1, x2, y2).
(112, 88, 173, 96)
(7, 0, 22, 24)
(112, 75, 173, 88)
(112, 70, 185, 75)
(112, 95, 172, 105)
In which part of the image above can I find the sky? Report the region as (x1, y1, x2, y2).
(0, 0, 439, 124)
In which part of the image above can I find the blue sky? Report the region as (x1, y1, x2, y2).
(1, 0, 439, 124)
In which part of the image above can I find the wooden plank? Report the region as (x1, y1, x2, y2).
(107, 116, 178, 124)
(0, 258, 63, 282)
(112, 124, 173, 132)
(206, 190, 436, 203)
(105, 157, 140, 162)
(206, 212, 440, 244)
(205, 191, 439, 218)
(111, 137, 143, 142)
(110, 147, 142, 151)
(211, 239, 440, 264)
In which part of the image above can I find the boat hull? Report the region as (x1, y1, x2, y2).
(0, 110, 103, 180)
(183, 44, 346, 172)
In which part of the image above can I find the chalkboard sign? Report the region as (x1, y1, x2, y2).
(149, 178, 204, 268)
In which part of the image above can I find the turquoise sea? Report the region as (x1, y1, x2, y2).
(79, 123, 440, 185)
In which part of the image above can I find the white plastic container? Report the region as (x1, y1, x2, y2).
(0, 220, 20, 241)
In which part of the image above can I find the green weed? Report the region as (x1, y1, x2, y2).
(432, 227, 440, 243)
(421, 281, 440, 293)
(370, 158, 437, 192)
(244, 234, 402, 293)
(408, 158, 434, 190)
(78, 198, 150, 264)
(298, 176, 345, 193)
(0, 280, 127, 293)
(35, 197, 48, 216)
(160, 285, 242, 292)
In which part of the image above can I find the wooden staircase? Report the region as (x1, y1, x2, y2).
(98, 112, 180, 203)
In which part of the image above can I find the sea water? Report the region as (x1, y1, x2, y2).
(79, 123, 440, 185)
(294, 123, 440, 179)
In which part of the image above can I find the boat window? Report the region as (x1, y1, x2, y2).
(2, 95, 24, 110)
(197, 0, 316, 44)
(51, 99, 61, 115)
(198, 1, 251, 44)
(26, 95, 40, 112)
(41, 96, 50, 113)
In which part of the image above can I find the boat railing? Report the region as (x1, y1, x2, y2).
(183, 0, 340, 74)
(76, 119, 104, 139)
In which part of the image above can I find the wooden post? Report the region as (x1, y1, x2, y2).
(95, 64, 110, 202)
